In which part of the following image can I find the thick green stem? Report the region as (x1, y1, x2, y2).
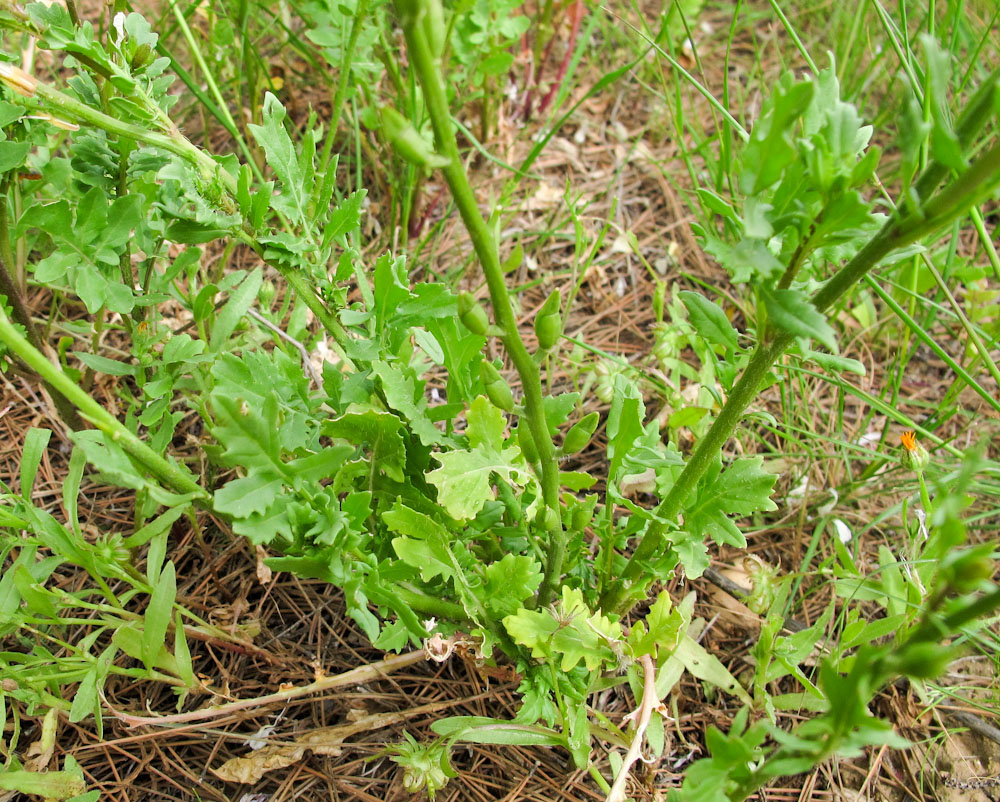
(0, 309, 208, 501)
(394, 1, 565, 604)
(600, 139, 1000, 616)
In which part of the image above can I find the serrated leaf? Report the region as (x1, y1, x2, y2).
(371, 360, 445, 446)
(323, 409, 407, 481)
(606, 375, 645, 488)
(761, 286, 837, 350)
(504, 587, 621, 672)
(384, 504, 456, 582)
(741, 79, 814, 194)
(427, 396, 527, 521)
(628, 590, 683, 658)
(679, 290, 738, 349)
(248, 93, 309, 224)
(321, 189, 367, 246)
(703, 235, 783, 284)
(482, 554, 542, 617)
(684, 456, 778, 551)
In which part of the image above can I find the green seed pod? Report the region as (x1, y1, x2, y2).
(593, 361, 616, 404)
(534, 290, 562, 350)
(380, 106, 450, 169)
(423, 0, 447, 59)
(518, 424, 538, 464)
(480, 361, 514, 413)
(562, 411, 599, 455)
(458, 292, 490, 336)
(542, 506, 562, 533)
(571, 503, 592, 532)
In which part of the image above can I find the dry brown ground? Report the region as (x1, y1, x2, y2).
(2, 1, 1000, 801)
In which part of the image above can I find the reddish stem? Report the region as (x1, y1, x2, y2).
(537, 1, 584, 117)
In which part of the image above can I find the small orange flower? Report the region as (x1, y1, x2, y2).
(900, 430, 917, 452)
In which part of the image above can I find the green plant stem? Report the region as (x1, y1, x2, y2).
(165, 0, 261, 177)
(600, 138, 1000, 615)
(6, 78, 235, 195)
(393, 583, 468, 621)
(0, 190, 83, 428)
(318, 0, 370, 179)
(394, 0, 565, 605)
(0, 309, 207, 500)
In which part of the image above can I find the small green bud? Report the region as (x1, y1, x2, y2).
(258, 279, 276, 306)
(480, 361, 514, 412)
(130, 43, 154, 71)
(542, 506, 561, 533)
(562, 412, 599, 455)
(458, 292, 490, 335)
(534, 290, 562, 350)
(380, 106, 450, 169)
(518, 424, 538, 463)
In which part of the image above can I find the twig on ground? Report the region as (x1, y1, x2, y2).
(606, 653, 658, 802)
(703, 566, 807, 633)
(105, 650, 426, 728)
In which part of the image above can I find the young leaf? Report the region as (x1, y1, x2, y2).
(426, 396, 528, 521)
(679, 290, 739, 350)
(482, 554, 542, 617)
(248, 93, 309, 224)
(20, 428, 51, 500)
(143, 561, 176, 670)
(760, 286, 837, 351)
(383, 504, 457, 583)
